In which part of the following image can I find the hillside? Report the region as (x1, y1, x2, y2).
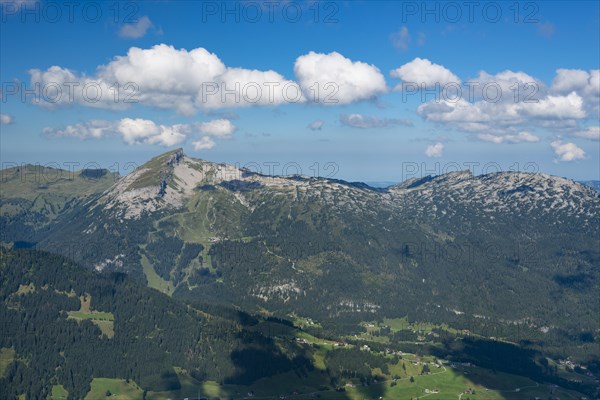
(0, 249, 320, 399)
(0, 165, 118, 244)
(0, 249, 596, 400)
(2, 149, 599, 365)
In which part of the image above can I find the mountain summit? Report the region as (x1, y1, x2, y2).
(1, 150, 598, 366)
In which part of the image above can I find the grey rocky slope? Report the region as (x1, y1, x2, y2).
(3, 149, 598, 359)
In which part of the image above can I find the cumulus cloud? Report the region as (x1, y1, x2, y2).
(550, 141, 585, 162)
(572, 126, 600, 140)
(340, 113, 413, 129)
(414, 66, 597, 138)
(521, 92, 585, 119)
(198, 119, 236, 137)
(29, 45, 389, 113)
(417, 91, 587, 136)
(43, 118, 235, 149)
(425, 142, 444, 157)
(308, 120, 324, 131)
(551, 69, 591, 94)
(0, 113, 14, 124)
(192, 136, 216, 151)
(477, 131, 540, 144)
(391, 58, 460, 88)
(30, 44, 302, 114)
(29, 66, 130, 111)
(119, 16, 153, 39)
(550, 69, 599, 118)
(116, 118, 188, 146)
(390, 26, 411, 51)
(471, 70, 545, 100)
(43, 120, 114, 140)
(294, 51, 387, 105)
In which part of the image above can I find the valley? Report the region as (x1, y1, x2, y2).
(1, 150, 598, 399)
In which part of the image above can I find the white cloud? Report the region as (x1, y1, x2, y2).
(471, 70, 544, 101)
(198, 119, 236, 137)
(217, 67, 304, 108)
(550, 140, 586, 162)
(425, 142, 444, 157)
(477, 131, 540, 144)
(43, 118, 234, 148)
(42, 120, 113, 139)
(147, 124, 189, 147)
(117, 118, 161, 144)
(0, 113, 14, 124)
(551, 69, 591, 94)
(340, 113, 413, 129)
(550, 69, 599, 118)
(521, 92, 585, 119)
(30, 46, 388, 113)
(116, 118, 190, 146)
(308, 120, 324, 131)
(119, 16, 153, 39)
(29, 65, 129, 111)
(416, 67, 593, 137)
(294, 51, 387, 105)
(26, 45, 600, 140)
(572, 126, 600, 141)
(30, 44, 302, 114)
(390, 26, 411, 51)
(391, 58, 460, 88)
(192, 136, 216, 151)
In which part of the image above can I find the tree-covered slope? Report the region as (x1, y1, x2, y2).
(0, 249, 315, 400)
(3, 149, 598, 363)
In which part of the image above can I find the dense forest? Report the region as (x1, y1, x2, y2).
(0, 249, 314, 400)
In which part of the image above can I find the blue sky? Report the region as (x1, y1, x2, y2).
(1, 0, 599, 182)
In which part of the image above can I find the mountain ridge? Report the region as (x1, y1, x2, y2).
(2, 149, 599, 366)
(86, 149, 599, 222)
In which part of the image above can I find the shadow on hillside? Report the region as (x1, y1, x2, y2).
(193, 320, 362, 400)
(421, 337, 596, 400)
(221, 333, 357, 400)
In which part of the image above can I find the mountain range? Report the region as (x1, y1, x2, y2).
(1, 148, 599, 398)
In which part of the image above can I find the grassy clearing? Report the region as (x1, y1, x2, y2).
(15, 283, 35, 295)
(66, 294, 115, 338)
(0, 347, 15, 377)
(48, 384, 68, 399)
(84, 378, 143, 400)
(67, 311, 114, 321)
(141, 253, 174, 296)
